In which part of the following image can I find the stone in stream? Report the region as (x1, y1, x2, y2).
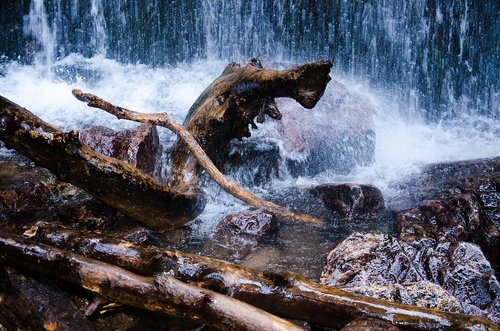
(309, 183, 384, 218)
(392, 157, 500, 270)
(321, 232, 499, 323)
(80, 124, 160, 174)
(215, 210, 273, 239)
(278, 79, 376, 177)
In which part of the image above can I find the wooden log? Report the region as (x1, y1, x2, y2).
(0, 267, 96, 331)
(0, 230, 305, 331)
(170, 59, 333, 189)
(72, 88, 324, 227)
(27, 223, 499, 331)
(0, 95, 204, 230)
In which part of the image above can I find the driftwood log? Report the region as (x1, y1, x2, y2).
(0, 230, 305, 331)
(26, 223, 499, 331)
(169, 58, 332, 189)
(0, 95, 203, 230)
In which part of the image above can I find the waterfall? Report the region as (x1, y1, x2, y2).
(90, 0, 107, 56)
(4, 0, 496, 120)
(0, 0, 498, 181)
(23, 0, 55, 71)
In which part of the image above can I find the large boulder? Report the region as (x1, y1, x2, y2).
(276, 79, 376, 177)
(80, 124, 160, 175)
(392, 157, 500, 270)
(223, 79, 377, 185)
(321, 232, 499, 323)
(309, 183, 384, 218)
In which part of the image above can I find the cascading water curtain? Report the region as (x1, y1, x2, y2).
(1, 0, 498, 120)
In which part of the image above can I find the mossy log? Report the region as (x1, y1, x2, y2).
(27, 223, 499, 331)
(0, 230, 305, 331)
(0, 95, 204, 230)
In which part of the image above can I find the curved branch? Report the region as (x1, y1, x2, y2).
(72, 89, 325, 227)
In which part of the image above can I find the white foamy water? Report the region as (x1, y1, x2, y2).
(1, 55, 499, 234)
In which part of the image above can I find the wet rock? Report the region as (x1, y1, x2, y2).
(345, 281, 463, 313)
(310, 183, 384, 218)
(276, 79, 376, 176)
(240, 247, 281, 270)
(224, 140, 281, 187)
(215, 210, 272, 239)
(392, 157, 500, 270)
(80, 124, 160, 174)
(320, 232, 423, 287)
(321, 232, 499, 323)
(340, 318, 401, 331)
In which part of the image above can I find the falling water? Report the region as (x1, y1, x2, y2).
(23, 0, 55, 71)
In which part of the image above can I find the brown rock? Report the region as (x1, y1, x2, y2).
(215, 210, 272, 239)
(341, 318, 400, 331)
(80, 124, 160, 174)
(310, 183, 384, 218)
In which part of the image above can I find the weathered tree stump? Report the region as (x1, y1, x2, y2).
(170, 59, 332, 189)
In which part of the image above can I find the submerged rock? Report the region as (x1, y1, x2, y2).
(80, 124, 160, 174)
(310, 183, 384, 218)
(321, 232, 499, 323)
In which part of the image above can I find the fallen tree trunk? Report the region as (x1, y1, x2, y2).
(27, 223, 499, 330)
(0, 230, 305, 331)
(73, 88, 324, 226)
(0, 95, 204, 230)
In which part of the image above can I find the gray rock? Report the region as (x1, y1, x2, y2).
(321, 232, 499, 323)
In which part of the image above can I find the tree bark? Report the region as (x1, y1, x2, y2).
(0, 95, 204, 230)
(27, 223, 499, 331)
(0, 230, 305, 331)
